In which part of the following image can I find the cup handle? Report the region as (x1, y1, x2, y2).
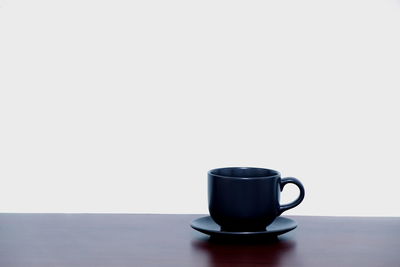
(278, 177, 305, 215)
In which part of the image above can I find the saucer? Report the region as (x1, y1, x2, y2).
(191, 216, 297, 237)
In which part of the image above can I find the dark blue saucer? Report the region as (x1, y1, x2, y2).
(191, 216, 297, 237)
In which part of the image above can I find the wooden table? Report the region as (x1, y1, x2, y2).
(0, 214, 399, 266)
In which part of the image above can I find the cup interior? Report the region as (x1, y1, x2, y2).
(209, 167, 279, 178)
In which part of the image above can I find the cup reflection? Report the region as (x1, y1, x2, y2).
(191, 235, 296, 267)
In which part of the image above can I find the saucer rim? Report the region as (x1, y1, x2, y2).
(190, 216, 297, 236)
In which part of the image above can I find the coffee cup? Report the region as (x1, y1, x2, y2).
(208, 167, 305, 231)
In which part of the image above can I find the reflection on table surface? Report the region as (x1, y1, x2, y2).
(191, 234, 298, 267)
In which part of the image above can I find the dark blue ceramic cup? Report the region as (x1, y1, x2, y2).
(208, 167, 305, 231)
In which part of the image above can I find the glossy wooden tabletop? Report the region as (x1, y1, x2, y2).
(0, 214, 399, 266)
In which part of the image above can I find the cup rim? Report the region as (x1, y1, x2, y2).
(208, 167, 280, 179)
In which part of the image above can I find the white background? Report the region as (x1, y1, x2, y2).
(1, 0, 399, 216)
